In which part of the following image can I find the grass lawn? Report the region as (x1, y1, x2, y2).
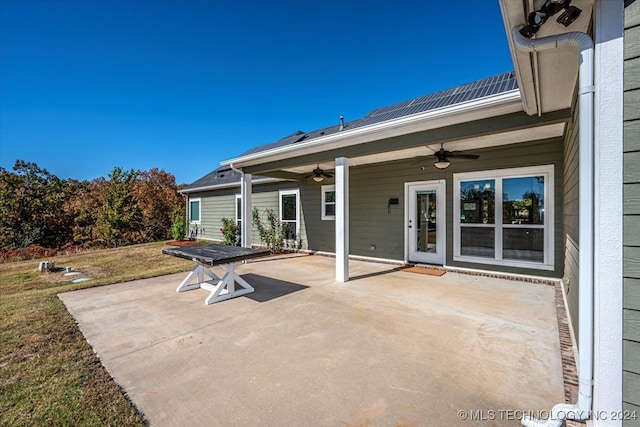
(0, 241, 194, 426)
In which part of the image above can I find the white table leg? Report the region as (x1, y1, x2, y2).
(176, 264, 219, 293)
(199, 262, 255, 305)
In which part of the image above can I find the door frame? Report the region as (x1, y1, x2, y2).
(404, 179, 446, 265)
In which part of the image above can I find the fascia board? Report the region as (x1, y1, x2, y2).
(222, 90, 522, 168)
(499, 0, 538, 116)
(179, 177, 283, 194)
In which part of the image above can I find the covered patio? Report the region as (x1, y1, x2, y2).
(60, 254, 565, 426)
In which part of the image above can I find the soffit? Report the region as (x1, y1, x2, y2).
(280, 122, 565, 175)
(500, 0, 594, 116)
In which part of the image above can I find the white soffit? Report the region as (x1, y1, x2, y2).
(281, 122, 565, 173)
(500, 0, 594, 115)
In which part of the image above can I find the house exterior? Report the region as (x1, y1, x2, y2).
(181, 1, 637, 425)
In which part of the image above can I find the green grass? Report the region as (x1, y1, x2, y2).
(0, 242, 193, 426)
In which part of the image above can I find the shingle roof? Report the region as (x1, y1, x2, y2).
(182, 166, 244, 191)
(185, 71, 518, 190)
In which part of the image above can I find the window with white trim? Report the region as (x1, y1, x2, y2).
(279, 189, 299, 242)
(189, 198, 201, 223)
(321, 185, 336, 220)
(235, 194, 242, 236)
(453, 165, 554, 270)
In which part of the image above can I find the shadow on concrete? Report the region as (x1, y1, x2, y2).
(349, 268, 398, 282)
(245, 253, 313, 264)
(241, 274, 309, 302)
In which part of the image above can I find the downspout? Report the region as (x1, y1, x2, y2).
(230, 163, 252, 248)
(229, 163, 242, 174)
(512, 27, 594, 427)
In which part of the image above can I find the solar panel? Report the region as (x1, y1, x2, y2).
(357, 72, 517, 127)
(228, 72, 518, 164)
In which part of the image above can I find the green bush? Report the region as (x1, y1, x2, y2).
(220, 218, 239, 246)
(171, 211, 186, 240)
(251, 208, 286, 253)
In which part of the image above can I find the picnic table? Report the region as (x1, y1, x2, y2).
(162, 244, 270, 305)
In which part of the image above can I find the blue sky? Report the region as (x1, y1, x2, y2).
(0, 0, 513, 185)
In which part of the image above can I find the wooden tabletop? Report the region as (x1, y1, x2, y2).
(162, 244, 270, 266)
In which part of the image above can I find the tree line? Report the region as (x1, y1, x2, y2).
(0, 160, 186, 257)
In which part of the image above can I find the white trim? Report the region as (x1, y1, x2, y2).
(180, 177, 284, 194)
(240, 174, 252, 248)
(188, 197, 201, 224)
(222, 91, 522, 168)
(321, 185, 336, 220)
(335, 157, 350, 282)
(279, 189, 300, 243)
(404, 180, 446, 265)
(453, 165, 554, 271)
(235, 193, 242, 227)
(592, 0, 624, 422)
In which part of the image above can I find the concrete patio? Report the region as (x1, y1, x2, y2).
(59, 254, 565, 426)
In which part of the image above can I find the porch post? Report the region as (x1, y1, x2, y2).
(335, 157, 349, 282)
(592, 0, 623, 417)
(240, 172, 252, 248)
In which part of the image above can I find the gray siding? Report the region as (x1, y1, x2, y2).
(563, 94, 581, 344)
(348, 137, 564, 277)
(188, 182, 310, 250)
(299, 180, 335, 252)
(625, 0, 640, 420)
(188, 188, 237, 241)
(192, 136, 564, 277)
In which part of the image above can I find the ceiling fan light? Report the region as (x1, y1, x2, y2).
(313, 175, 324, 183)
(434, 160, 451, 169)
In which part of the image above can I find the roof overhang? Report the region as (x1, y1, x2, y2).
(179, 177, 284, 194)
(221, 89, 523, 169)
(499, 0, 594, 116)
(279, 122, 566, 176)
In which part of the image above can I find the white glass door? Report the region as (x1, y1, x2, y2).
(406, 180, 445, 265)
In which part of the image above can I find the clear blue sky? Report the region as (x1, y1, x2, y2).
(0, 0, 513, 185)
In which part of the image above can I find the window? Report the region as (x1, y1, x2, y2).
(279, 190, 299, 242)
(454, 165, 553, 270)
(189, 198, 201, 223)
(321, 185, 336, 220)
(235, 194, 242, 237)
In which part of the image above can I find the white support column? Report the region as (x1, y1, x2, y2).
(593, 0, 624, 422)
(241, 173, 252, 248)
(335, 157, 349, 282)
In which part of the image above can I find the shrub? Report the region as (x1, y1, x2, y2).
(251, 208, 286, 253)
(220, 218, 239, 246)
(171, 211, 186, 241)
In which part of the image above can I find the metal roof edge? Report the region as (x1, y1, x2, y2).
(221, 90, 522, 167)
(179, 177, 285, 194)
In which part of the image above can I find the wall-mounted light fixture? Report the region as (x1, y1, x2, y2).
(388, 197, 399, 213)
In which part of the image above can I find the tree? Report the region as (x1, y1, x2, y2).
(64, 179, 102, 244)
(0, 161, 75, 249)
(95, 167, 141, 247)
(133, 168, 184, 242)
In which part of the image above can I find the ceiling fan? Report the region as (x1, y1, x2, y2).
(423, 143, 480, 169)
(305, 164, 333, 182)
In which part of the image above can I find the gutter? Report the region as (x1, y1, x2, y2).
(179, 177, 284, 194)
(221, 90, 522, 168)
(512, 27, 594, 427)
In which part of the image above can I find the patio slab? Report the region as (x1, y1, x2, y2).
(59, 254, 564, 426)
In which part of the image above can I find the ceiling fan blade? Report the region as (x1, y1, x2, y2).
(447, 152, 480, 159)
(324, 172, 333, 178)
